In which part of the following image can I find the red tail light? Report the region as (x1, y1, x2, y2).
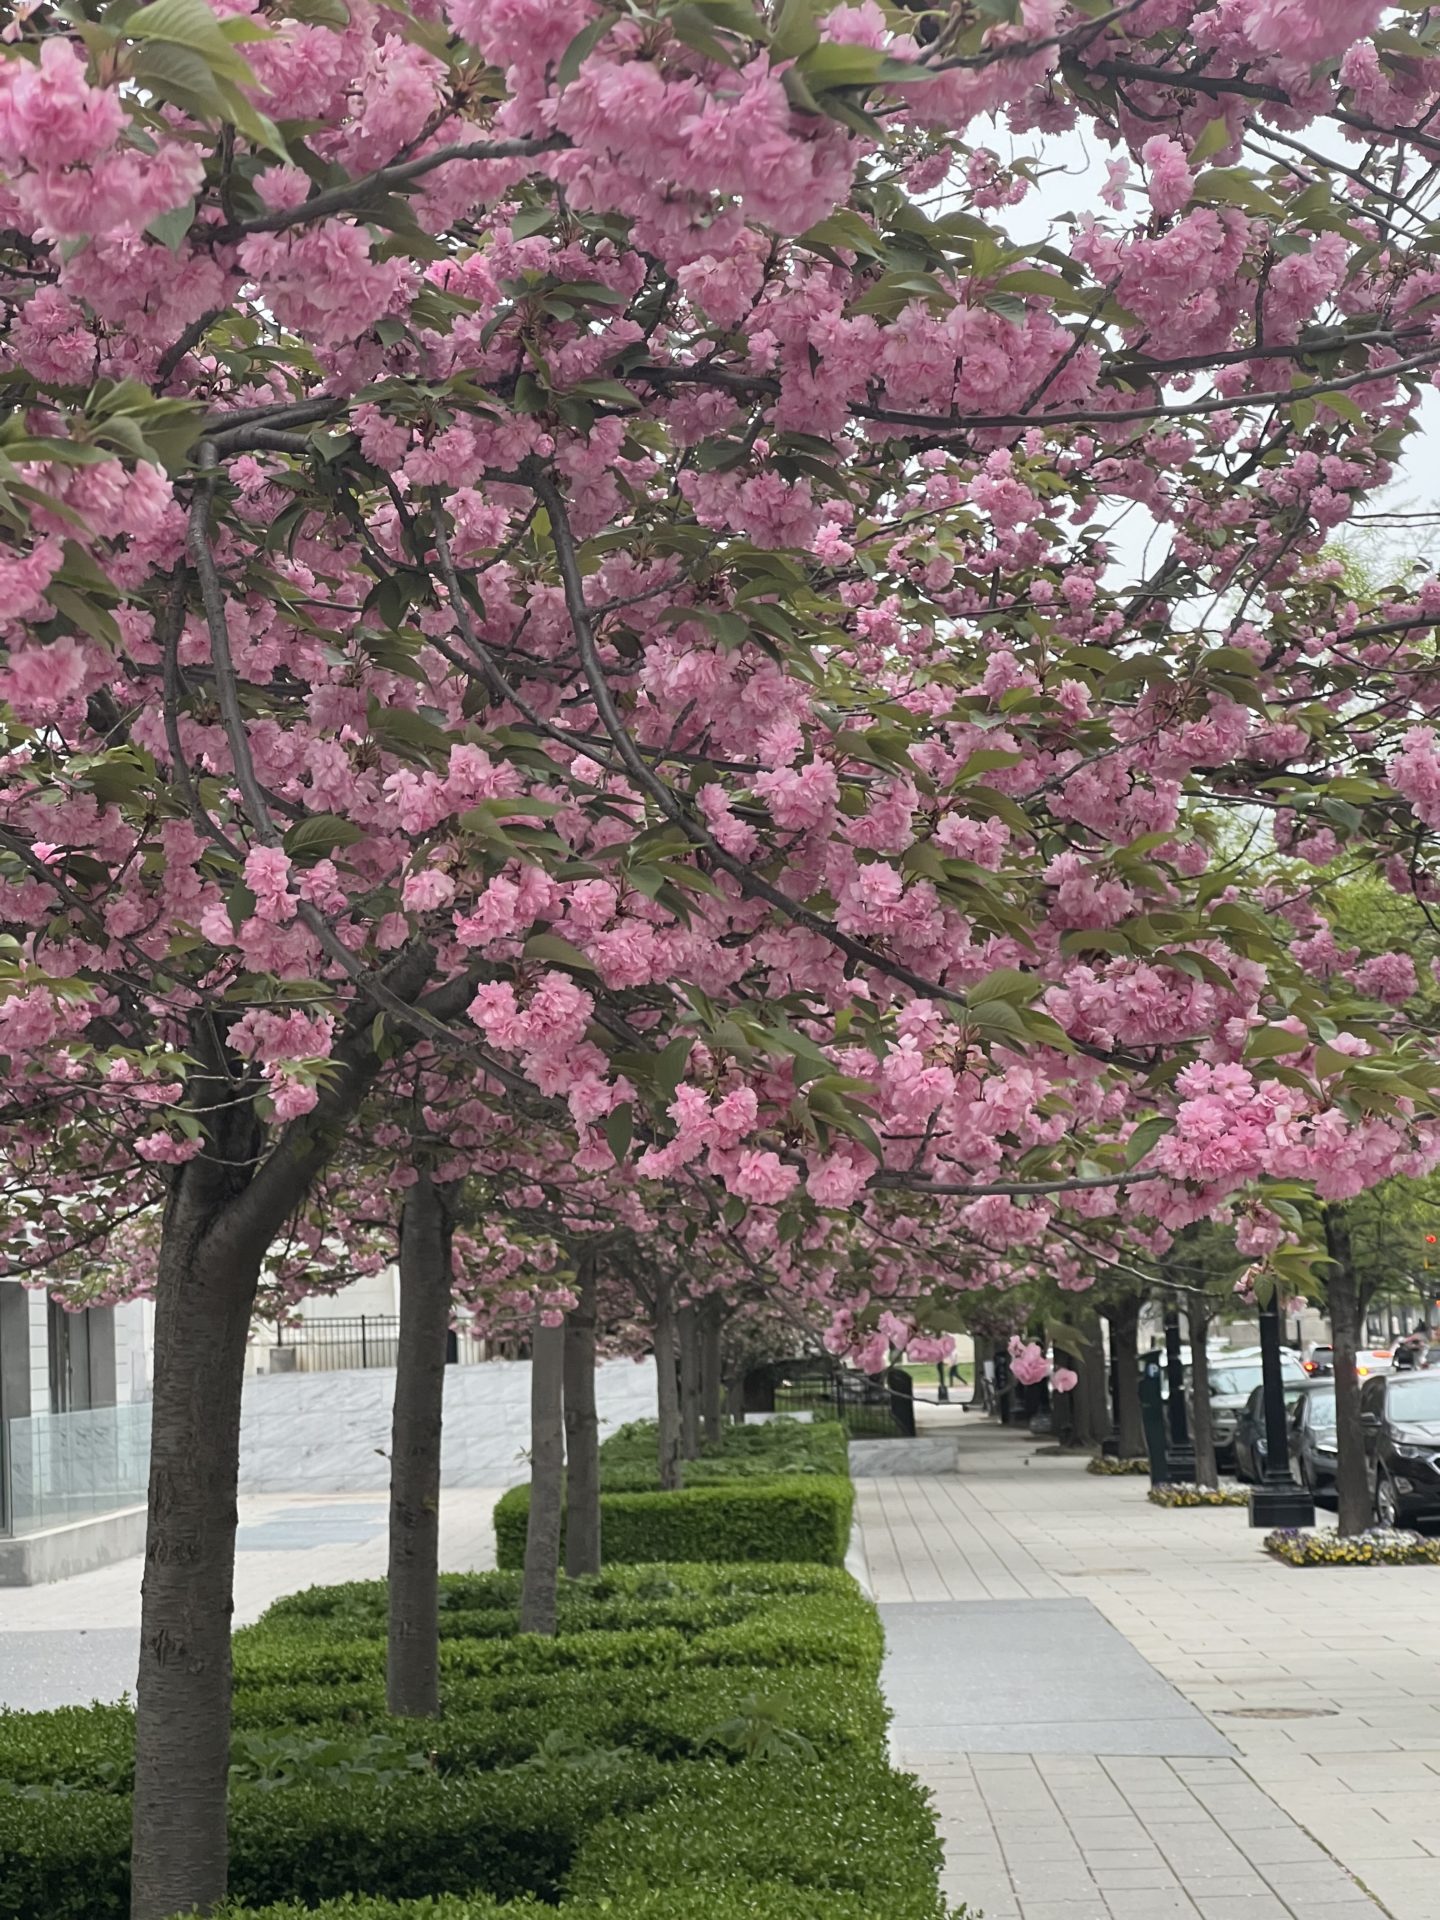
(1303, 1360, 1316, 1372)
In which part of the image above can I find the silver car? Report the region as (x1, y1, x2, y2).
(1199, 1350, 1308, 1464)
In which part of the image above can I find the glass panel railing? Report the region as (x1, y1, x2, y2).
(5, 1401, 151, 1536)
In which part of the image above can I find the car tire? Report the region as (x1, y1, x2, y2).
(1375, 1471, 1403, 1528)
(1299, 1457, 1314, 1493)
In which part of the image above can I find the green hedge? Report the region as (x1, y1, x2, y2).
(223, 1896, 933, 1920)
(494, 1475, 854, 1570)
(597, 1417, 850, 1491)
(0, 1764, 669, 1920)
(0, 1557, 948, 1920)
(0, 1569, 884, 1793)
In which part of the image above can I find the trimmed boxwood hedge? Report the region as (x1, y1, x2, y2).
(223, 1896, 934, 1920)
(0, 1553, 949, 1920)
(0, 1763, 670, 1920)
(597, 1417, 850, 1489)
(493, 1475, 855, 1569)
(493, 1419, 856, 1569)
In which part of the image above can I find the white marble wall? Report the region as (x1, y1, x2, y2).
(238, 1356, 658, 1493)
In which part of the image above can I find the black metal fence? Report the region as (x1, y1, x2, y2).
(266, 1316, 470, 1372)
(742, 1357, 915, 1439)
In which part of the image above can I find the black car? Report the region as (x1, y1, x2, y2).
(1234, 1378, 1326, 1484)
(1289, 1384, 1338, 1493)
(1361, 1371, 1440, 1525)
(1234, 1385, 1269, 1483)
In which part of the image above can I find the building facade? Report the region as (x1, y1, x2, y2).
(0, 1282, 154, 1577)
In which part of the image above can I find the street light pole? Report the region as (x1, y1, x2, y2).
(1249, 1291, 1314, 1528)
(1163, 1301, 1196, 1482)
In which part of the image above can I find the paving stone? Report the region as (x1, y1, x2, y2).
(862, 1420, 1392, 1920)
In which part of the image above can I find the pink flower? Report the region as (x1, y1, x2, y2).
(1141, 137, 1194, 219)
(728, 1150, 800, 1206)
(401, 868, 457, 913)
(1050, 1368, 1079, 1395)
(244, 846, 296, 924)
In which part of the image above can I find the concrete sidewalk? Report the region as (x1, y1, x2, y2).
(859, 1419, 1432, 1920)
(0, 1488, 500, 1710)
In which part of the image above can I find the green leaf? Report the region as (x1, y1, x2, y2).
(604, 1102, 633, 1163)
(652, 1034, 694, 1107)
(47, 583, 120, 646)
(1188, 116, 1231, 166)
(144, 198, 196, 253)
(1245, 1025, 1310, 1060)
(967, 967, 1035, 1008)
(770, 0, 820, 59)
(523, 931, 598, 973)
(1124, 1115, 1173, 1168)
(127, 0, 262, 85)
(556, 12, 610, 87)
(282, 814, 366, 861)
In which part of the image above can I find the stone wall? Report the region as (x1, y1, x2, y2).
(238, 1356, 658, 1493)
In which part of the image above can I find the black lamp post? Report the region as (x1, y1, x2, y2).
(1248, 1290, 1314, 1528)
(1163, 1301, 1196, 1482)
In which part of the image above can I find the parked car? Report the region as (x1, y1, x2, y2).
(1202, 1350, 1307, 1466)
(1356, 1349, 1394, 1377)
(1362, 1371, 1440, 1524)
(1289, 1385, 1338, 1493)
(1302, 1344, 1333, 1377)
(1234, 1377, 1327, 1483)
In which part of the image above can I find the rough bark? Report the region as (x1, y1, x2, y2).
(128, 887, 449, 1920)
(386, 1171, 455, 1718)
(653, 1276, 683, 1491)
(130, 1208, 258, 1920)
(701, 1295, 724, 1447)
(1325, 1209, 1370, 1537)
(678, 1302, 701, 1460)
(1077, 1318, 1108, 1446)
(563, 1256, 601, 1578)
(1107, 1298, 1145, 1458)
(520, 1313, 566, 1634)
(1188, 1307, 1217, 1488)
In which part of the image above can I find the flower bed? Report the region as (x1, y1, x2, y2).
(0, 1561, 950, 1920)
(1148, 1485, 1249, 1508)
(1265, 1527, 1440, 1566)
(1086, 1456, 1150, 1475)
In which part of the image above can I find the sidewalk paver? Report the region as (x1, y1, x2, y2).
(0, 1488, 499, 1709)
(861, 1418, 1419, 1919)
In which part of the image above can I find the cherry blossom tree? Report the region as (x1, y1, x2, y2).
(10, 1, 1440, 1913)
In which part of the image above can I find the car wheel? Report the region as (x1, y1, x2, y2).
(1376, 1472, 1402, 1528)
(1299, 1457, 1314, 1493)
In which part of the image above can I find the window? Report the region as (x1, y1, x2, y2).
(48, 1301, 92, 1413)
(1360, 1376, 1385, 1418)
(1384, 1376, 1440, 1422)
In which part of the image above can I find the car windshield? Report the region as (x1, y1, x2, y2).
(1212, 1362, 1302, 1397)
(1306, 1392, 1336, 1430)
(1387, 1378, 1440, 1421)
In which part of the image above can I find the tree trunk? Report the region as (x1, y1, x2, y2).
(1189, 1307, 1217, 1488)
(678, 1302, 701, 1460)
(1326, 1209, 1370, 1537)
(564, 1257, 601, 1578)
(520, 1313, 566, 1634)
(129, 948, 446, 1920)
(1051, 1346, 1079, 1446)
(653, 1277, 682, 1491)
(1077, 1318, 1108, 1446)
(701, 1296, 724, 1447)
(386, 1172, 455, 1719)
(130, 1213, 259, 1920)
(1108, 1299, 1144, 1458)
